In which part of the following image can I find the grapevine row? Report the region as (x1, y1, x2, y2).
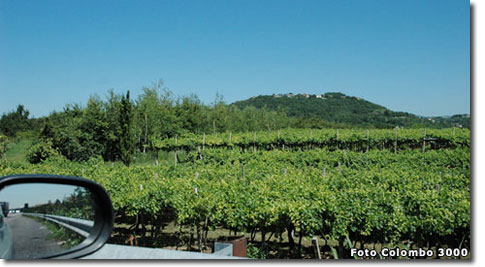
(153, 128, 470, 152)
(0, 147, 470, 257)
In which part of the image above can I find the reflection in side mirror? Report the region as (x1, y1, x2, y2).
(0, 184, 95, 259)
(0, 175, 114, 260)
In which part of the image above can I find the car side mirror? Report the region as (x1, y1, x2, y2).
(0, 174, 114, 259)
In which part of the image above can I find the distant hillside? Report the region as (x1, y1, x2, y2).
(232, 92, 470, 128)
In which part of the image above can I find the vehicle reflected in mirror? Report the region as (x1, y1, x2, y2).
(0, 183, 96, 259)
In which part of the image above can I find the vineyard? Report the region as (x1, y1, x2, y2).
(152, 128, 470, 152)
(0, 128, 470, 259)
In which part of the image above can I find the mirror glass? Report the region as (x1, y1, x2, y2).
(0, 183, 95, 259)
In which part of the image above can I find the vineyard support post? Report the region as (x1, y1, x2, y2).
(312, 237, 322, 259)
(253, 132, 257, 152)
(197, 223, 202, 252)
(310, 129, 313, 149)
(203, 133, 206, 150)
(338, 236, 344, 259)
(154, 148, 159, 166)
(336, 129, 339, 151)
(197, 146, 202, 160)
(394, 128, 398, 154)
(422, 129, 427, 153)
(366, 129, 369, 152)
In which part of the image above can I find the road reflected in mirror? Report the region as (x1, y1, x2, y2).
(0, 183, 95, 259)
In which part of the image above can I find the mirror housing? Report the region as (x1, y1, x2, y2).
(0, 174, 114, 259)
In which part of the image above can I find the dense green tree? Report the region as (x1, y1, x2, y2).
(79, 96, 109, 159)
(120, 91, 135, 165)
(0, 105, 31, 137)
(103, 90, 123, 161)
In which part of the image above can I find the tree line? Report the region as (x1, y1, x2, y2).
(0, 82, 327, 165)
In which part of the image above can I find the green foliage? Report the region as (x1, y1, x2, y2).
(26, 140, 59, 164)
(247, 242, 268, 259)
(153, 128, 470, 152)
(1, 135, 470, 258)
(0, 135, 8, 165)
(0, 105, 31, 137)
(24, 186, 94, 220)
(232, 93, 470, 129)
(120, 91, 135, 165)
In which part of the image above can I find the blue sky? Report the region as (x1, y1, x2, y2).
(0, 0, 470, 117)
(0, 183, 84, 210)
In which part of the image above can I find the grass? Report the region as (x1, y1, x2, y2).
(5, 138, 33, 164)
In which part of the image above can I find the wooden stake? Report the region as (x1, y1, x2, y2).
(422, 129, 427, 153)
(197, 146, 202, 160)
(436, 172, 442, 191)
(154, 172, 158, 179)
(310, 129, 313, 138)
(338, 162, 342, 172)
(202, 133, 206, 150)
(242, 163, 245, 178)
(312, 237, 322, 259)
(366, 129, 369, 152)
(453, 127, 456, 137)
(253, 132, 257, 152)
(278, 129, 281, 138)
(322, 167, 326, 177)
(174, 151, 178, 166)
(284, 168, 287, 176)
(394, 129, 398, 154)
(229, 132, 232, 143)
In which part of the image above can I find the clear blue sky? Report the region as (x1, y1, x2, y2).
(0, 0, 470, 117)
(0, 183, 83, 210)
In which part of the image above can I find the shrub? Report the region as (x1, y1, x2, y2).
(26, 140, 59, 164)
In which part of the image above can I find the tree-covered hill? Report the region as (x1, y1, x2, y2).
(232, 92, 470, 128)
